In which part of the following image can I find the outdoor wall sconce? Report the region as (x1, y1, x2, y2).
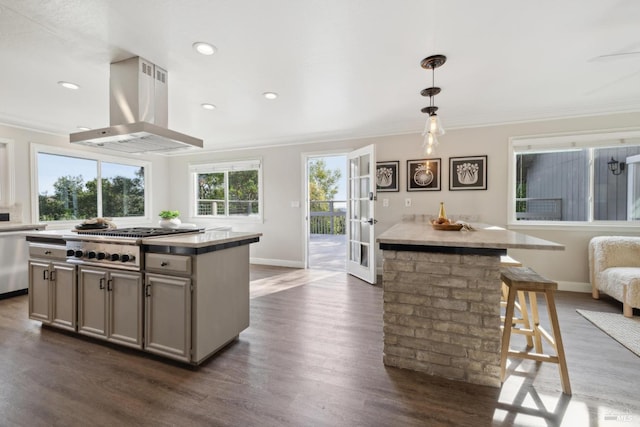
(607, 157, 626, 175)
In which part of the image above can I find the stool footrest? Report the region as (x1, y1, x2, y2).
(508, 350, 559, 364)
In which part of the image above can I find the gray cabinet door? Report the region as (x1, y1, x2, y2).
(50, 262, 76, 331)
(145, 273, 191, 362)
(78, 266, 108, 339)
(108, 271, 143, 349)
(28, 261, 51, 322)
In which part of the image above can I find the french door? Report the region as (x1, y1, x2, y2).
(346, 145, 376, 283)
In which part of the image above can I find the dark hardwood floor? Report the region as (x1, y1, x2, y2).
(1, 267, 639, 426)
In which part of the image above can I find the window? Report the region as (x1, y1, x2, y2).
(0, 139, 16, 205)
(33, 147, 148, 222)
(510, 130, 640, 225)
(190, 159, 262, 220)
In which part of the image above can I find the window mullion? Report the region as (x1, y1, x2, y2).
(224, 171, 229, 216)
(588, 149, 594, 222)
(96, 160, 103, 217)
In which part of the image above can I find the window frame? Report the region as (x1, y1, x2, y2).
(189, 158, 263, 223)
(508, 128, 640, 231)
(30, 143, 151, 226)
(0, 138, 15, 205)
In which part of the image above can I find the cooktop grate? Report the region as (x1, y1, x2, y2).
(75, 227, 202, 238)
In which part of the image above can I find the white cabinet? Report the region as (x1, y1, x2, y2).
(144, 273, 192, 362)
(78, 266, 143, 349)
(28, 248, 76, 331)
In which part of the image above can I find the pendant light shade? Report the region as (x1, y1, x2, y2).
(428, 113, 445, 136)
(422, 130, 439, 156)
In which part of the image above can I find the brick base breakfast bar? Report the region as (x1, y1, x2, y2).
(377, 222, 564, 388)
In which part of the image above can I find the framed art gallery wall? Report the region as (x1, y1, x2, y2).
(449, 155, 487, 191)
(376, 161, 399, 192)
(407, 158, 441, 191)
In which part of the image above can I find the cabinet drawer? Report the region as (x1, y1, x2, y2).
(145, 253, 191, 275)
(29, 243, 67, 260)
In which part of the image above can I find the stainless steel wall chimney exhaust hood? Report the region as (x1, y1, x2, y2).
(70, 57, 203, 153)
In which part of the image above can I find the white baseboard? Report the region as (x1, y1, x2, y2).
(557, 281, 591, 293)
(250, 257, 305, 269)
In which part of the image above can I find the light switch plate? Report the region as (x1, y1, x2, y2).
(405, 198, 411, 207)
(290, 201, 300, 208)
(383, 198, 389, 207)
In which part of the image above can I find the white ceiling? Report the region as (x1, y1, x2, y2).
(1, 0, 639, 152)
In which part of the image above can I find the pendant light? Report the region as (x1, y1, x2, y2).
(420, 55, 446, 154)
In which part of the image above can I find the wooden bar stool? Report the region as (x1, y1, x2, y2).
(500, 256, 533, 348)
(500, 266, 571, 395)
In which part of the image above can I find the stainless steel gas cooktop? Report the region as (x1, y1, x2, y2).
(74, 227, 203, 239)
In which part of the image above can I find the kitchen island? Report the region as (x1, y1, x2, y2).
(25, 228, 261, 365)
(377, 222, 563, 388)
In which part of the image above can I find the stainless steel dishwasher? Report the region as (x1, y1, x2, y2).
(0, 230, 30, 297)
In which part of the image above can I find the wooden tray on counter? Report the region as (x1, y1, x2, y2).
(431, 222, 463, 231)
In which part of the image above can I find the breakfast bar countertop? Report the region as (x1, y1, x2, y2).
(377, 222, 564, 251)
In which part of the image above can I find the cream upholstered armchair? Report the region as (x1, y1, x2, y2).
(589, 236, 640, 317)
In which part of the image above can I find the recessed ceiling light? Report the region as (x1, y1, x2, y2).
(263, 92, 278, 100)
(193, 42, 217, 56)
(201, 103, 216, 110)
(77, 126, 91, 131)
(58, 81, 80, 90)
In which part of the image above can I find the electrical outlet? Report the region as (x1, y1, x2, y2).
(383, 198, 389, 207)
(405, 198, 412, 207)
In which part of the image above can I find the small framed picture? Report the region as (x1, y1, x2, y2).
(449, 155, 487, 191)
(407, 158, 441, 191)
(376, 161, 400, 192)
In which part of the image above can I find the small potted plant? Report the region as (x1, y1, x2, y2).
(158, 210, 181, 229)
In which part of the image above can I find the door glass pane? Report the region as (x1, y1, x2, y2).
(350, 242, 360, 263)
(350, 158, 359, 178)
(359, 199, 369, 219)
(360, 177, 370, 197)
(360, 244, 369, 267)
(102, 162, 145, 217)
(360, 154, 370, 175)
(359, 221, 370, 242)
(352, 220, 360, 241)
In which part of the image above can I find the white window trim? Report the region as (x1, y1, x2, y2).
(508, 128, 640, 231)
(188, 158, 263, 223)
(30, 143, 152, 227)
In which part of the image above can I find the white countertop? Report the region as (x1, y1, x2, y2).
(23, 229, 262, 249)
(0, 223, 47, 233)
(377, 222, 564, 251)
(142, 230, 262, 248)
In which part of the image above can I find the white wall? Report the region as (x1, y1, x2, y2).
(0, 123, 171, 225)
(168, 112, 640, 289)
(4, 111, 639, 289)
